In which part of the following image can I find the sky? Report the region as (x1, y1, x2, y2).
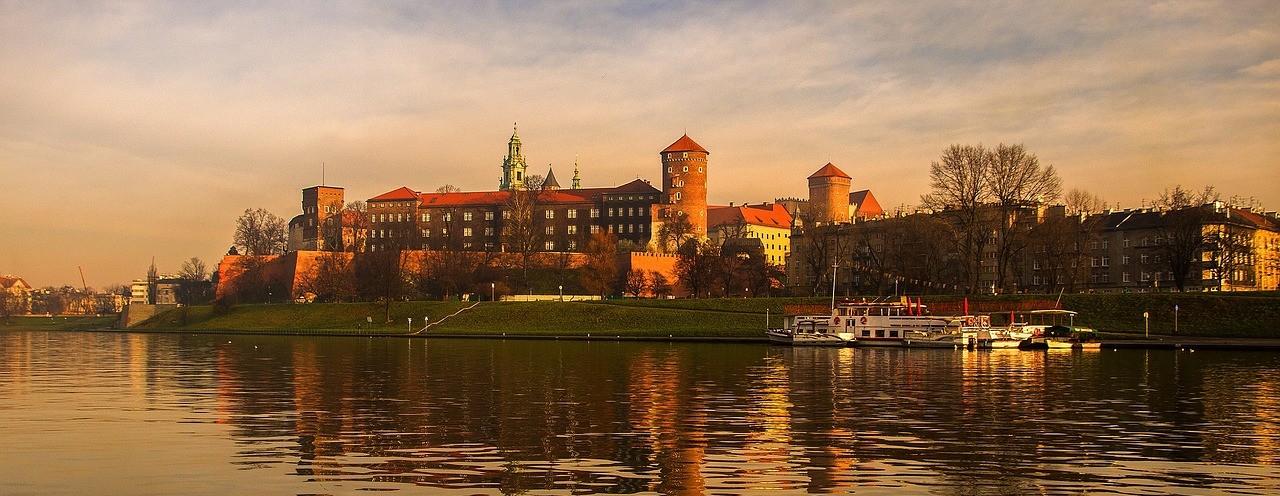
(2, 1, 1278, 288)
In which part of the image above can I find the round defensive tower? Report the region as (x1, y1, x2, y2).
(808, 162, 851, 226)
(660, 134, 709, 237)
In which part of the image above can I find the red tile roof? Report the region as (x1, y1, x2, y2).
(1, 276, 31, 290)
(414, 180, 661, 208)
(808, 162, 850, 179)
(368, 186, 420, 201)
(662, 134, 708, 154)
(708, 203, 792, 229)
(849, 189, 884, 218)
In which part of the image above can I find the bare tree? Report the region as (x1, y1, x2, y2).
(354, 248, 408, 322)
(1154, 185, 1219, 210)
(1064, 188, 1106, 215)
(988, 143, 1061, 291)
(1152, 185, 1220, 291)
(300, 252, 355, 302)
(650, 271, 673, 298)
(624, 269, 649, 298)
(921, 144, 991, 293)
(179, 257, 208, 281)
(675, 239, 719, 298)
(0, 290, 13, 323)
(656, 211, 695, 253)
(580, 231, 619, 297)
(503, 174, 547, 291)
(234, 208, 288, 256)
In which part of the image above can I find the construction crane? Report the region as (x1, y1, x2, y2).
(78, 265, 95, 315)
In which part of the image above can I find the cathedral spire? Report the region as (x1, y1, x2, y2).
(500, 123, 527, 191)
(572, 156, 581, 189)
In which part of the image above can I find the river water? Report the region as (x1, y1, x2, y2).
(1, 331, 1278, 495)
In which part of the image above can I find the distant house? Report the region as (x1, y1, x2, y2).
(1, 275, 33, 314)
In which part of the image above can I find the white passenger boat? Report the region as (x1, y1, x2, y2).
(824, 298, 959, 347)
(766, 315, 848, 346)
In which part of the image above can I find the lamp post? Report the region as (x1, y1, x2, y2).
(1143, 311, 1149, 338)
(558, 285, 563, 301)
(491, 282, 495, 302)
(1174, 304, 1179, 335)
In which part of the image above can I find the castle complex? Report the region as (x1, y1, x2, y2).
(289, 131, 719, 254)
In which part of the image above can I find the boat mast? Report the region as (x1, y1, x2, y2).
(830, 262, 838, 312)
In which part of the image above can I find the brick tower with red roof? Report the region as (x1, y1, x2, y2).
(660, 134, 710, 237)
(808, 162, 852, 226)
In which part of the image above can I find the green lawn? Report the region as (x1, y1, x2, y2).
(2, 315, 117, 330)
(117, 292, 1280, 339)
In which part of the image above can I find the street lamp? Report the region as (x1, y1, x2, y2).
(491, 282, 495, 302)
(558, 285, 563, 301)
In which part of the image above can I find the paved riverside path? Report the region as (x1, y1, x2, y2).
(1102, 333, 1280, 351)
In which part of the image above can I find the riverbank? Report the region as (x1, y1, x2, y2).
(6, 292, 1277, 340)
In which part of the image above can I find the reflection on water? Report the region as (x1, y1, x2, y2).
(2, 331, 1279, 495)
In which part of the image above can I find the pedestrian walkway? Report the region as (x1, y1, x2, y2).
(414, 302, 479, 334)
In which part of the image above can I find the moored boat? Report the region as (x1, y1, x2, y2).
(766, 314, 848, 346)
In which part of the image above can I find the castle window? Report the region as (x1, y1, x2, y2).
(698, 167, 703, 173)
(464, 227, 473, 237)
(443, 213, 451, 222)
(568, 240, 576, 250)
(591, 225, 600, 234)
(485, 227, 494, 236)
(464, 212, 473, 221)
(545, 240, 555, 251)
(682, 152, 688, 158)
(667, 166, 672, 174)
(675, 192, 682, 201)
(485, 211, 494, 221)
(546, 226, 554, 235)
(683, 166, 689, 173)
(607, 208, 614, 217)
(423, 228, 430, 238)
(628, 224, 634, 233)
(545, 209, 555, 219)
(503, 211, 511, 220)
(567, 209, 578, 219)
(590, 208, 599, 218)
(421, 213, 428, 222)
(567, 225, 577, 235)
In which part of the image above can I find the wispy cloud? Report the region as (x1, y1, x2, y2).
(1, 1, 1277, 285)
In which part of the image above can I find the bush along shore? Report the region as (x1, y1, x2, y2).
(90, 292, 1280, 341)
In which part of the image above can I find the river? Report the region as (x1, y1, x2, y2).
(1, 331, 1278, 495)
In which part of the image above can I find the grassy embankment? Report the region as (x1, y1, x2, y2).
(121, 292, 1280, 339)
(1, 315, 117, 330)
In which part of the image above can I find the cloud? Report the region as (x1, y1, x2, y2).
(1, 1, 1277, 286)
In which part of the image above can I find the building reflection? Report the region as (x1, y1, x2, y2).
(186, 336, 1280, 494)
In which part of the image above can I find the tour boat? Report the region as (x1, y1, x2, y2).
(824, 298, 959, 347)
(766, 315, 849, 346)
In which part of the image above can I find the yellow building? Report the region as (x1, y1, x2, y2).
(707, 203, 793, 265)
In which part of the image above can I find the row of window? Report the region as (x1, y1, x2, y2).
(372, 206, 656, 224)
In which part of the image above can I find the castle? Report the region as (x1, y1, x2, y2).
(289, 130, 713, 254)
